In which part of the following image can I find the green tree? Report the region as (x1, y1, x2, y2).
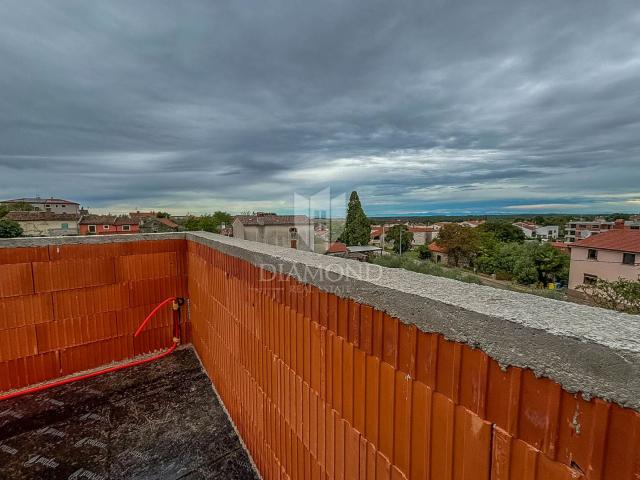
(338, 191, 370, 246)
(156, 211, 171, 218)
(416, 244, 432, 260)
(578, 278, 640, 314)
(184, 211, 233, 233)
(477, 221, 525, 243)
(386, 225, 413, 254)
(0, 204, 8, 218)
(0, 219, 23, 238)
(436, 224, 482, 266)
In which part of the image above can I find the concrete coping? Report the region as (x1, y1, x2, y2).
(2, 232, 639, 411)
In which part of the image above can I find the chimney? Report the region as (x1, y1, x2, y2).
(614, 219, 625, 230)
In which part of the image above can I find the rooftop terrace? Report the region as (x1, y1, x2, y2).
(0, 348, 258, 479)
(1, 232, 639, 479)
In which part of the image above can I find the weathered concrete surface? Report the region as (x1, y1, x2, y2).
(186, 232, 640, 412)
(2, 232, 639, 411)
(0, 232, 184, 248)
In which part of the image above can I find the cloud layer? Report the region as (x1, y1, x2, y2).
(1, 1, 639, 215)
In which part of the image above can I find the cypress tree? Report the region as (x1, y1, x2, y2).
(338, 191, 370, 246)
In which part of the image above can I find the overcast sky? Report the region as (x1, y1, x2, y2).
(1, 1, 639, 216)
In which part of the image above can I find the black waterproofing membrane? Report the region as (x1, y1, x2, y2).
(0, 348, 258, 479)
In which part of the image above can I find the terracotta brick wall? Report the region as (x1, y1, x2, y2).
(0, 239, 187, 392)
(187, 240, 640, 480)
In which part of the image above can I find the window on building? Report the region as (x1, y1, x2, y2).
(122, 225, 131, 231)
(583, 274, 598, 285)
(103, 225, 110, 230)
(61, 223, 68, 229)
(623, 253, 636, 265)
(587, 249, 598, 260)
(88, 225, 96, 233)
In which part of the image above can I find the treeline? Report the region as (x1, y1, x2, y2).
(435, 221, 569, 287)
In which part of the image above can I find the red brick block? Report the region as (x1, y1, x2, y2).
(453, 406, 492, 480)
(518, 370, 562, 456)
(35, 311, 118, 352)
(0, 351, 60, 392)
(394, 371, 413, 476)
(431, 392, 455, 480)
(128, 276, 185, 307)
(459, 346, 489, 417)
(48, 242, 122, 261)
(410, 381, 432, 480)
(0, 324, 38, 361)
(0, 263, 33, 298)
(60, 335, 134, 375)
(117, 252, 178, 281)
(53, 283, 129, 320)
(0, 293, 53, 330)
(436, 337, 462, 402)
(33, 257, 116, 292)
(379, 361, 396, 460)
(116, 303, 174, 335)
(365, 355, 381, 445)
(382, 314, 399, 368)
(133, 326, 174, 355)
(0, 246, 49, 264)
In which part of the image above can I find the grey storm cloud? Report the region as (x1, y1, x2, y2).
(0, 0, 639, 214)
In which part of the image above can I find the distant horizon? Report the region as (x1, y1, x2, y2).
(1, 2, 639, 216)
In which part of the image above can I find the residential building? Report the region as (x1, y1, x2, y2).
(4, 211, 79, 236)
(139, 216, 180, 233)
(429, 242, 449, 265)
(408, 226, 439, 245)
(232, 213, 313, 251)
(534, 225, 559, 241)
(626, 220, 640, 230)
(564, 219, 614, 243)
(2, 196, 80, 214)
(79, 215, 140, 235)
(568, 228, 640, 291)
(513, 221, 538, 238)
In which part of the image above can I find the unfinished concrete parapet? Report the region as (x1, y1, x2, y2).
(186, 231, 640, 411)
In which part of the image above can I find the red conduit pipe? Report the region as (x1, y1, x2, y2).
(0, 296, 182, 403)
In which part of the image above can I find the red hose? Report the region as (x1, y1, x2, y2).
(0, 296, 181, 402)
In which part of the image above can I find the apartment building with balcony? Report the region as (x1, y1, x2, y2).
(1, 232, 639, 479)
(564, 219, 614, 243)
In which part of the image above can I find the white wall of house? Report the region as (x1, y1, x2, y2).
(18, 220, 79, 237)
(535, 225, 559, 240)
(568, 246, 640, 290)
(232, 220, 314, 251)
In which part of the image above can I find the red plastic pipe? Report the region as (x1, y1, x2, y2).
(0, 296, 181, 403)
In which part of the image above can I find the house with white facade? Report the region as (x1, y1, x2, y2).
(232, 213, 314, 251)
(5, 211, 80, 236)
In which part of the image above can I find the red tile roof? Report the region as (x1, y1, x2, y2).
(428, 242, 448, 253)
(570, 229, 640, 253)
(326, 242, 348, 254)
(408, 226, 436, 233)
